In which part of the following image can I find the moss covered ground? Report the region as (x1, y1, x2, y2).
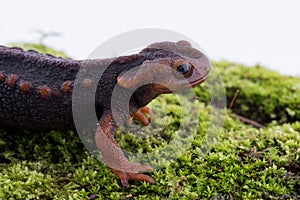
(0, 43, 299, 199)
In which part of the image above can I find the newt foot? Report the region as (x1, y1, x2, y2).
(110, 163, 155, 188)
(127, 106, 154, 126)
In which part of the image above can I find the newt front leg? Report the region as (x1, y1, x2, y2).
(95, 112, 155, 188)
(127, 106, 154, 126)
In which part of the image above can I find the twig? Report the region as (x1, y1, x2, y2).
(235, 114, 265, 129)
(229, 90, 239, 110)
(228, 89, 265, 128)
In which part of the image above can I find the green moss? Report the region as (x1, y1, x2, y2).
(211, 60, 300, 124)
(8, 42, 68, 58)
(0, 44, 299, 199)
(1, 118, 299, 199)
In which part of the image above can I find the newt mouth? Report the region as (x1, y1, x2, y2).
(189, 70, 210, 88)
(155, 69, 210, 94)
(177, 68, 211, 91)
(173, 74, 209, 93)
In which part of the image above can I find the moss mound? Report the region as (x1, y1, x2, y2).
(215, 61, 300, 125)
(0, 43, 299, 199)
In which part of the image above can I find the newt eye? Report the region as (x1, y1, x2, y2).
(176, 64, 190, 75)
(174, 63, 193, 78)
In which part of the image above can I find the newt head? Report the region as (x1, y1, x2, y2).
(117, 40, 210, 94)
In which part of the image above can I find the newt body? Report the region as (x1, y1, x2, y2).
(0, 41, 210, 187)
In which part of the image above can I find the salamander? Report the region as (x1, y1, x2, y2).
(0, 40, 210, 188)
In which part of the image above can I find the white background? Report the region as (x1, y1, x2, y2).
(1, 0, 299, 76)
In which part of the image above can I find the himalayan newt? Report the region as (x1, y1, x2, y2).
(0, 40, 210, 188)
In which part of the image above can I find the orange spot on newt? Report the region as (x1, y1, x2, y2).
(7, 74, 18, 87)
(40, 86, 51, 98)
(61, 80, 72, 93)
(0, 71, 4, 81)
(19, 81, 32, 92)
(82, 78, 92, 87)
